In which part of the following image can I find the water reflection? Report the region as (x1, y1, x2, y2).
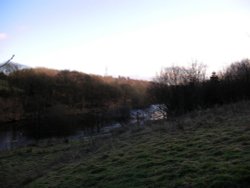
(0, 113, 124, 151)
(0, 104, 167, 151)
(0, 122, 31, 150)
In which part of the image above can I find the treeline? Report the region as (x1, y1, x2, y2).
(149, 59, 250, 115)
(1, 59, 250, 122)
(0, 68, 149, 123)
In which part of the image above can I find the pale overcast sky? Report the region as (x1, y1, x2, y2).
(1, 0, 250, 79)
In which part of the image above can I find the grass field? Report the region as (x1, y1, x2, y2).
(0, 101, 250, 188)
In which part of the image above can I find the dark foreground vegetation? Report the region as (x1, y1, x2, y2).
(0, 68, 149, 134)
(149, 59, 250, 115)
(1, 59, 250, 124)
(0, 101, 250, 188)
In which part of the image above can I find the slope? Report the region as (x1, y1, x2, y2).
(0, 101, 250, 188)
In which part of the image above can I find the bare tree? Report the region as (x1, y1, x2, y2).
(0, 55, 15, 68)
(185, 61, 207, 84)
(155, 66, 187, 85)
(155, 62, 206, 86)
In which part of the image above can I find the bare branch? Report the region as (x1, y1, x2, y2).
(0, 55, 15, 69)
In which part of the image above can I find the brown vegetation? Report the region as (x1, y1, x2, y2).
(0, 68, 150, 124)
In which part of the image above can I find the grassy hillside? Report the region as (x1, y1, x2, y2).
(0, 101, 250, 188)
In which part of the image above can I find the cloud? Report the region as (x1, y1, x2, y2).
(0, 33, 8, 41)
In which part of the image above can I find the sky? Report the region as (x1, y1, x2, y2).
(1, 0, 250, 80)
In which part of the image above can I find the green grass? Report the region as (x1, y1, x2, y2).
(1, 101, 250, 187)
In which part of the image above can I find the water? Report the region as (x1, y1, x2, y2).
(0, 104, 167, 151)
(0, 122, 33, 151)
(130, 104, 167, 123)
